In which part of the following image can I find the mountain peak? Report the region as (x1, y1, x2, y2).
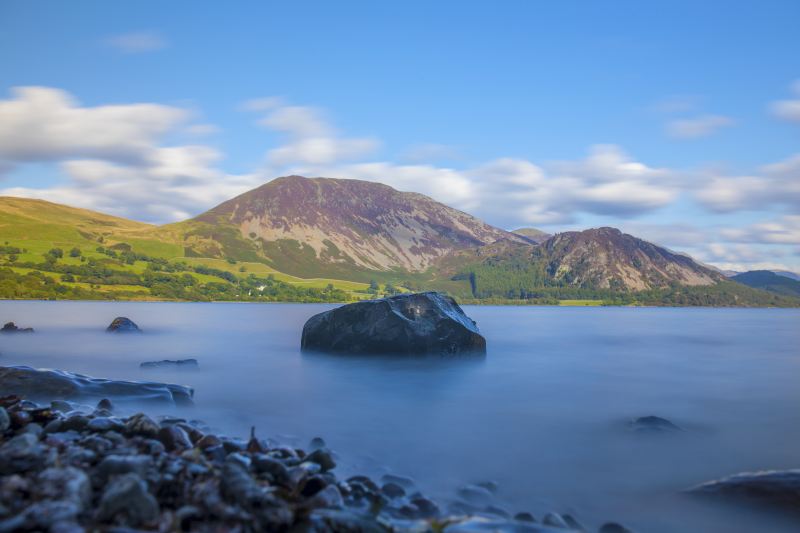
(543, 226, 721, 290)
(195, 176, 525, 273)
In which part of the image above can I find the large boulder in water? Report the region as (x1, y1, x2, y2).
(107, 317, 141, 333)
(0, 366, 193, 406)
(301, 292, 486, 355)
(686, 469, 800, 510)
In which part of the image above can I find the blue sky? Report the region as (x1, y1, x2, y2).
(1, 1, 799, 271)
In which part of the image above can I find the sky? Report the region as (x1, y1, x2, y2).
(0, 0, 798, 272)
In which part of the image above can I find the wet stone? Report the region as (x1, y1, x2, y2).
(305, 447, 336, 472)
(96, 472, 159, 527)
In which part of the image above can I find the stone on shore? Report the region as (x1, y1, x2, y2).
(301, 292, 486, 355)
(0, 365, 193, 406)
(106, 316, 141, 333)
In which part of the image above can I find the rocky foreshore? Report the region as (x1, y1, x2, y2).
(0, 395, 635, 533)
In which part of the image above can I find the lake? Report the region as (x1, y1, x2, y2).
(1, 301, 799, 532)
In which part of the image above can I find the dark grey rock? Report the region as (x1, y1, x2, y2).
(308, 484, 343, 509)
(306, 447, 336, 472)
(125, 413, 160, 438)
(686, 468, 800, 509)
(0, 366, 193, 406)
(140, 358, 198, 369)
(0, 433, 51, 475)
(0, 407, 9, 433)
(96, 455, 152, 483)
(514, 512, 536, 522)
(1, 321, 34, 333)
(157, 425, 193, 452)
(87, 417, 125, 433)
(306, 508, 387, 533)
(599, 523, 636, 533)
(301, 292, 486, 355)
(36, 466, 91, 510)
(458, 484, 494, 506)
(543, 512, 570, 529)
(628, 416, 682, 433)
(382, 482, 406, 499)
(381, 473, 415, 489)
(96, 473, 158, 526)
(220, 458, 262, 506)
(106, 317, 141, 333)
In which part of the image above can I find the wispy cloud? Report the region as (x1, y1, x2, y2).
(106, 31, 167, 54)
(769, 80, 800, 123)
(666, 114, 735, 139)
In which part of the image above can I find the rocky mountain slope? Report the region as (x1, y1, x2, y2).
(193, 175, 527, 273)
(541, 227, 722, 290)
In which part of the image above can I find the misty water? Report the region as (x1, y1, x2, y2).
(1, 301, 799, 532)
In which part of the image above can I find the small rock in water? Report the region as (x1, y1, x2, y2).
(96, 398, 113, 411)
(1, 321, 34, 333)
(628, 415, 682, 433)
(140, 358, 199, 369)
(457, 484, 494, 505)
(543, 512, 570, 529)
(686, 468, 800, 510)
(599, 523, 637, 533)
(106, 317, 141, 333)
(381, 482, 406, 499)
(381, 473, 416, 489)
(309, 436, 326, 450)
(514, 511, 536, 522)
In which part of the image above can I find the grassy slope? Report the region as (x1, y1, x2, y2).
(0, 197, 372, 300)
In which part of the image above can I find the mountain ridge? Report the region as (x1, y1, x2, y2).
(1, 176, 797, 306)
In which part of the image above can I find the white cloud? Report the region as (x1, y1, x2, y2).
(769, 80, 800, 123)
(0, 86, 187, 166)
(244, 100, 379, 166)
(106, 31, 167, 53)
(0, 86, 259, 222)
(695, 154, 800, 213)
(720, 215, 800, 245)
(666, 114, 734, 139)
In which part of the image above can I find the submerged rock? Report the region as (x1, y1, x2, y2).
(140, 358, 198, 369)
(687, 468, 800, 510)
(301, 292, 486, 355)
(1, 321, 34, 333)
(628, 415, 682, 433)
(0, 366, 193, 406)
(106, 317, 141, 333)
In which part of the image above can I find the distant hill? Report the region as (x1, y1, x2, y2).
(1, 177, 798, 307)
(772, 270, 800, 281)
(511, 227, 551, 244)
(732, 270, 800, 297)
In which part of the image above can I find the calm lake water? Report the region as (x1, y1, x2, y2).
(1, 301, 799, 532)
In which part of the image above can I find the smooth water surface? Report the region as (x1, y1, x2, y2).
(1, 301, 799, 532)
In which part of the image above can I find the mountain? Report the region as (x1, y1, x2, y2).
(541, 227, 722, 290)
(191, 175, 527, 277)
(771, 270, 800, 281)
(1, 177, 798, 306)
(511, 227, 552, 244)
(732, 270, 800, 297)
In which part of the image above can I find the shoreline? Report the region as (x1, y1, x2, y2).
(0, 394, 629, 532)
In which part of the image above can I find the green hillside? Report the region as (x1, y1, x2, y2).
(732, 270, 800, 297)
(0, 197, 386, 302)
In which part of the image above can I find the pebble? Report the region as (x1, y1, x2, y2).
(96, 473, 159, 526)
